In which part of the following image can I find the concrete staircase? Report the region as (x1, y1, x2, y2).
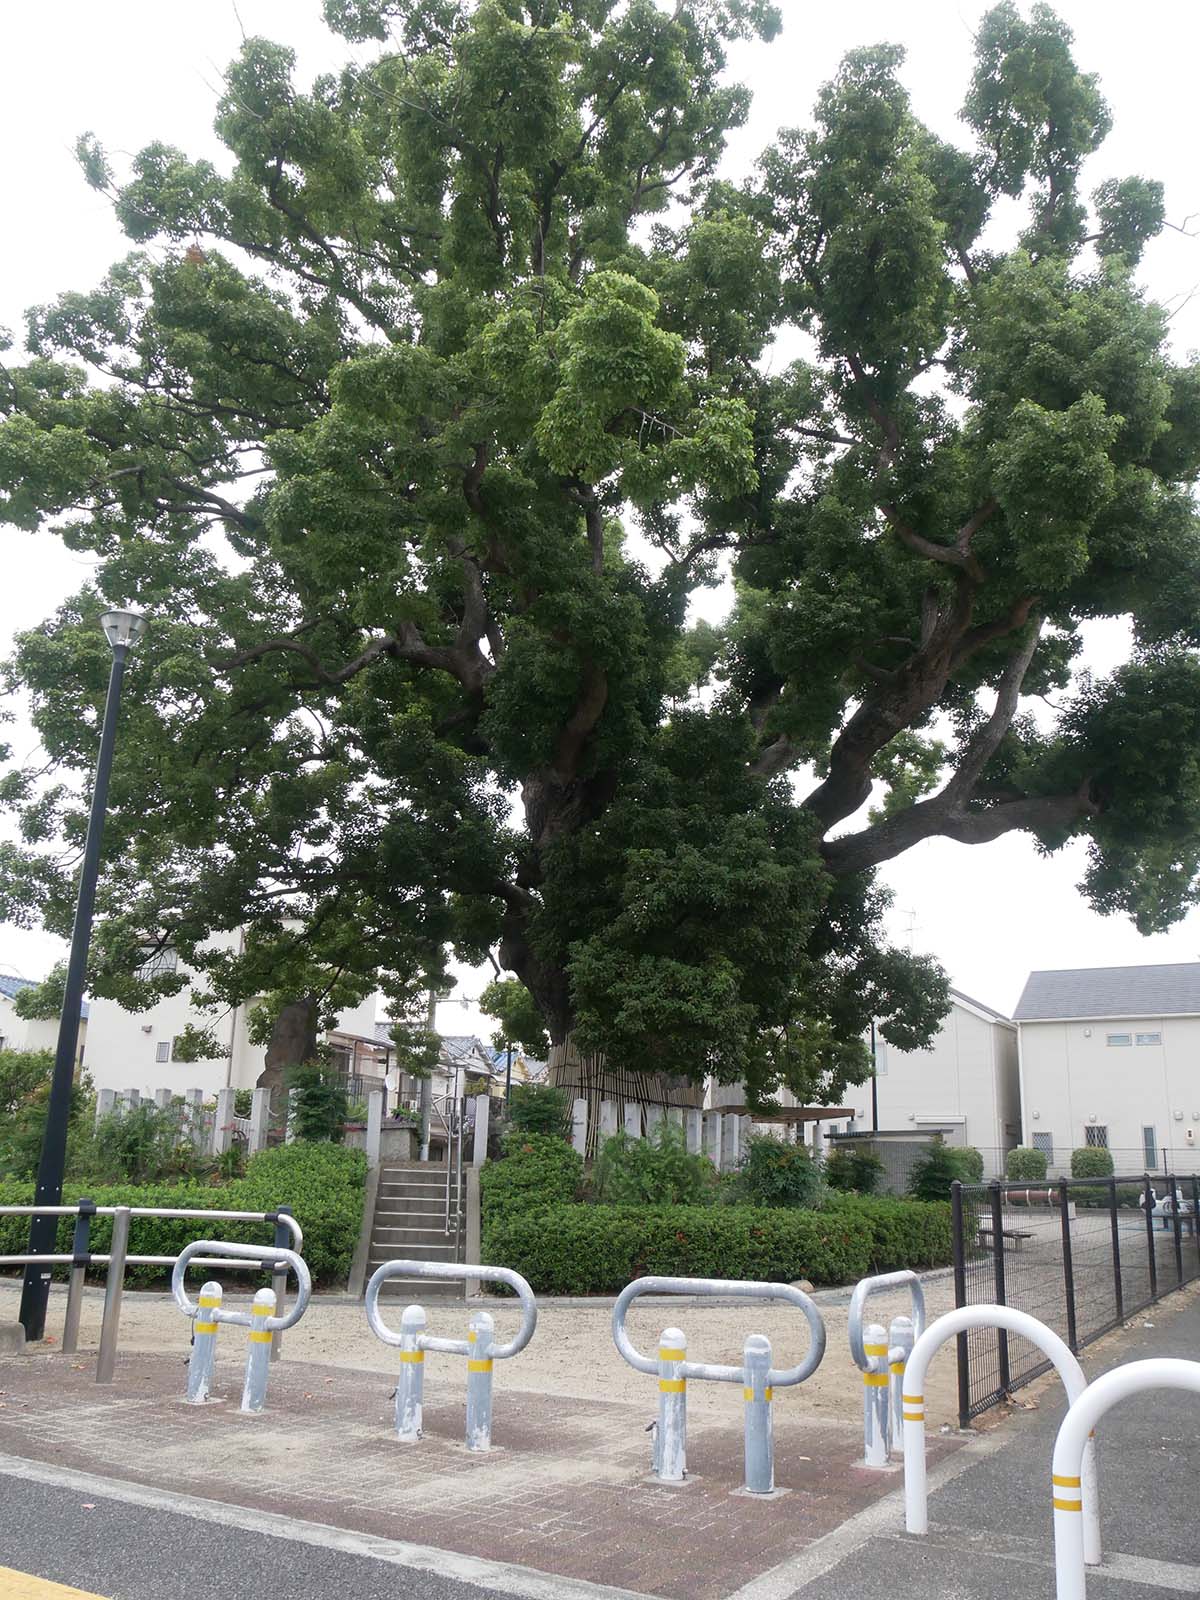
(366, 1160, 463, 1298)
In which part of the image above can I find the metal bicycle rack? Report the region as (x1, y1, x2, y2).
(172, 1240, 311, 1412)
(365, 1260, 537, 1450)
(847, 1269, 926, 1465)
(612, 1275, 827, 1494)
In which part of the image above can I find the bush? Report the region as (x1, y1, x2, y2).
(479, 1130, 583, 1225)
(506, 1083, 571, 1137)
(824, 1145, 885, 1194)
(482, 1194, 953, 1294)
(728, 1133, 824, 1208)
(233, 1089, 253, 1119)
(591, 1123, 716, 1205)
(82, 1100, 211, 1185)
(1006, 1146, 1048, 1181)
(0, 1142, 366, 1286)
(285, 1062, 348, 1142)
(1071, 1145, 1115, 1179)
(958, 1146, 985, 1182)
(907, 1139, 979, 1201)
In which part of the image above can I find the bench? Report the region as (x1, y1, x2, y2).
(976, 1226, 1033, 1249)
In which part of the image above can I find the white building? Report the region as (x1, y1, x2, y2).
(83, 937, 378, 1101)
(0, 975, 87, 1066)
(1014, 963, 1200, 1176)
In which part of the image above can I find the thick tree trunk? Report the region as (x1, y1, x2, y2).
(548, 1033, 705, 1121)
(255, 994, 320, 1117)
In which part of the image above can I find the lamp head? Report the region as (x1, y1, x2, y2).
(100, 610, 149, 651)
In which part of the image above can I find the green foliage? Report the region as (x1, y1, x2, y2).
(4, 4, 1200, 1099)
(505, 1083, 570, 1137)
(10, 964, 66, 1020)
(958, 1146, 985, 1182)
(479, 1130, 583, 1225)
(0, 1046, 54, 1117)
(479, 978, 550, 1058)
(1006, 1145, 1049, 1180)
(907, 1139, 980, 1201)
(1071, 1144, 1115, 1178)
(591, 1123, 717, 1206)
(0, 1054, 90, 1180)
(285, 1062, 349, 1142)
(83, 1099, 210, 1185)
(233, 1088, 253, 1119)
(0, 1142, 366, 1284)
(726, 1132, 824, 1208)
(824, 1144, 885, 1194)
(482, 1194, 952, 1294)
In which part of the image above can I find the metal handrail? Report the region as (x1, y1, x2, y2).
(172, 1241, 311, 1332)
(0, 1203, 303, 1249)
(612, 1274, 826, 1387)
(847, 1269, 926, 1371)
(366, 1259, 537, 1360)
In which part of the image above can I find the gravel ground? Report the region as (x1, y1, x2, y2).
(0, 1271, 965, 1427)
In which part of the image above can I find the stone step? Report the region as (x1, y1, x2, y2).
(369, 1238, 459, 1257)
(373, 1279, 464, 1299)
(371, 1231, 456, 1249)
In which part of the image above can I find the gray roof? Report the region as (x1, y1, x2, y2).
(1014, 963, 1200, 1022)
(0, 975, 34, 1000)
(949, 987, 1010, 1024)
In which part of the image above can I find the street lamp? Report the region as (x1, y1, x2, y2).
(18, 608, 148, 1340)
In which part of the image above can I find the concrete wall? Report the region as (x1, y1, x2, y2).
(1019, 1015, 1200, 1175)
(0, 994, 86, 1065)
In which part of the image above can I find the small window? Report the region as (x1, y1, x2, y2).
(1106, 1033, 1132, 1047)
(155, 1040, 171, 1064)
(1135, 1031, 1162, 1047)
(1143, 1126, 1158, 1168)
(135, 947, 178, 983)
(1032, 1131, 1054, 1159)
(1085, 1125, 1109, 1148)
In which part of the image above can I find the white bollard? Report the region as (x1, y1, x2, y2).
(655, 1326, 687, 1482)
(623, 1100, 642, 1138)
(599, 1099, 619, 1141)
(248, 1087, 271, 1154)
(743, 1333, 774, 1494)
(212, 1086, 235, 1154)
(395, 1303, 425, 1443)
(240, 1288, 275, 1413)
(96, 1088, 117, 1127)
(704, 1111, 723, 1171)
(465, 1309, 495, 1451)
(861, 1321, 890, 1467)
(187, 1281, 222, 1403)
(684, 1108, 703, 1155)
(888, 1314, 915, 1458)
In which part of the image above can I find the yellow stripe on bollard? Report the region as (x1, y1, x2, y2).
(863, 1372, 888, 1387)
(743, 1386, 773, 1401)
(864, 1343, 888, 1357)
(903, 1411, 923, 1422)
(249, 1330, 273, 1344)
(1053, 1497, 1082, 1512)
(193, 1322, 217, 1335)
(398, 1350, 424, 1364)
(902, 1393, 923, 1405)
(1052, 1473, 1081, 1487)
(658, 1346, 686, 1360)
(197, 1296, 220, 1309)
(659, 1377, 686, 1393)
(467, 1358, 493, 1373)
(890, 1361, 904, 1374)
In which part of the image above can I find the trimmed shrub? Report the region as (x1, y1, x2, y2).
(506, 1083, 572, 1137)
(1006, 1146, 1048, 1181)
(479, 1131, 583, 1225)
(591, 1123, 716, 1205)
(907, 1139, 979, 1201)
(482, 1194, 953, 1294)
(285, 1062, 349, 1142)
(0, 1142, 366, 1286)
(958, 1146, 985, 1182)
(727, 1133, 825, 1208)
(824, 1145, 885, 1195)
(1071, 1145, 1115, 1179)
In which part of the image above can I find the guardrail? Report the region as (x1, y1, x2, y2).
(1, 1201, 301, 1380)
(611, 1275, 826, 1494)
(847, 1270, 926, 1465)
(172, 1240, 311, 1411)
(365, 1260, 537, 1450)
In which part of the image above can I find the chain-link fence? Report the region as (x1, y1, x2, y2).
(951, 1174, 1200, 1425)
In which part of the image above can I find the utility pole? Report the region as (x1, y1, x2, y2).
(418, 986, 435, 1162)
(19, 610, 147, 1340)
(870, 1018, 879, 1134)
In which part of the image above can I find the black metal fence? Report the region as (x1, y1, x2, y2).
(951, 1174, 1200, 1426)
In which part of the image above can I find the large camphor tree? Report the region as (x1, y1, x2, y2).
(2, 0, 1199, 1109)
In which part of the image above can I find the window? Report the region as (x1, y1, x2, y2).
(134, 947, 178, 982)
(1106, 1033, 1132, 1047)
(1085, 1125, 1109, 1148)
(1143, 1126, 1158, 1168)
(1135, 1032, 1162, 1047)
(155, 1040, 171, 1064)
(1032, 1131, 1054, 1161)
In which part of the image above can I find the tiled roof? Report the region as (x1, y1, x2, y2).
(0, 975, 35, 1000)
(1014, 963, 1200, 1021)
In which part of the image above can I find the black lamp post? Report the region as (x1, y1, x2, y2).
(18, 608, 147, 1340)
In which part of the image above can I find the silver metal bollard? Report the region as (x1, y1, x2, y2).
(743, 1333, 774, 1494)
(95, 1206, 131, 1385)
(862, 1322, 890, 1468)
(365, 1260, 537, 1449)
(241, 1288, 276, 1414)
(612, 1275, 826, 1495)
(465, 1309, 495, 1452)
(395, 1304, 426, 1443)
(188, 1281, 223, 1404)
(655, 1326, 687, 1482)
(888, 1314, 915, 1458)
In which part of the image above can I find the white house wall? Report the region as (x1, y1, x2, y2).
(1019, 1016, 1200, 1175)
(0, 995, 86, 1065)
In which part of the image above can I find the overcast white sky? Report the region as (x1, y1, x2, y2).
(2, 0, 1200, 1032)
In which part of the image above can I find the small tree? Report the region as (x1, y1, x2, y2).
(825, 1144, 885, 1194)
(506, 1083, 571, 1138)
(591, 1123, 716, 1206)
(1006, 1146, 1048, 1181)
(908, 1138, 978, 1202)
(959, 1146, 985, 1182)
(729, 1132, 826, 1208)
(1071, 1145, 1115, 1179)
(285, 1062, 349, 1143)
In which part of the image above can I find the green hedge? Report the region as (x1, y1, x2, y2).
(479, 1132, 583, 1224)
(482, 1195, 953, 1294)
(0, 1142, 366, 1286)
